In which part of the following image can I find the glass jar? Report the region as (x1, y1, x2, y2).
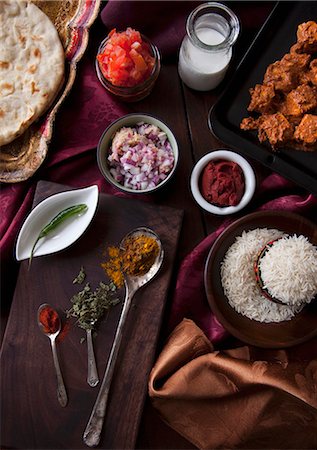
(96, 34, 161, 102)
(178, 2, 240, 91)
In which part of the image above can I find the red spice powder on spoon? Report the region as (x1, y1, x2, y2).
(39, 305, 60, 334)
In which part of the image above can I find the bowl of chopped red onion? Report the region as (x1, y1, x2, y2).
(97, 114, 178, 194)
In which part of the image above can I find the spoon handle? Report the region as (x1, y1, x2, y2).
(87, 329, 99, 387)
(50, 337, 68, 407)
(83, 288, 133, 447)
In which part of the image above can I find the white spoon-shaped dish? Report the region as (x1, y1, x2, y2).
(16, 185, 99, 262)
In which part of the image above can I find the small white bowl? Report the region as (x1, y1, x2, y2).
(190, 150, 256, 215)
(97, 113, 178, 194)
(16, 185, 99, 261)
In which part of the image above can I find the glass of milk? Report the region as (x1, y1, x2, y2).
(178, 2, 240, 91)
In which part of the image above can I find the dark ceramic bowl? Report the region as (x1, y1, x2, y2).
(204, 211, 317, 348)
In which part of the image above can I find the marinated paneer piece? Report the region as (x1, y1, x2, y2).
(263, 53, 311, 93)
(264, 61, 298, 93)
(304, 59, 317, 85)
(308, 59, 317, 85)
(297, 21, 317, 54)
(282, 84, 317, 116)
(294, 114, 317, 149)
(257, 113, 294, 149)
(240, 116, 259, 130)
(290, 43, 304, 54)
(299, 70, 313, 86)
(280, 52, 311, 73)
(247, 83, 276, 113)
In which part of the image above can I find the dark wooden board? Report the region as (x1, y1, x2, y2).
(0, 180, 183, 449)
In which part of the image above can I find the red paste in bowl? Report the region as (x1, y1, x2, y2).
(200, 160, 245, 207)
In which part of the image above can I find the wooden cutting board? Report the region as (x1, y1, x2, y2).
(0, 180, 183, 449)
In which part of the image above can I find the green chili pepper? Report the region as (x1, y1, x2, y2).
(29, 203, 88, 267)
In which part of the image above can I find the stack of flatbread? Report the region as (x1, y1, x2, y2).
(0, 1, 65, 146)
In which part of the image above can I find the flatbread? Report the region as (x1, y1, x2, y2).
(0, 1, 65, 146)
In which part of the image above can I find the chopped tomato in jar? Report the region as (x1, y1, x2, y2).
(97, 28, 156, 87)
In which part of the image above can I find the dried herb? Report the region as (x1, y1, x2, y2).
(73, 266, 86, 284)
(66, 281, 119, 331)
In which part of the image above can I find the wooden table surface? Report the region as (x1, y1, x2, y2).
(1, 2, 276, 449)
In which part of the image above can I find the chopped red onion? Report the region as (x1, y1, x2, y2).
(108, 122, 175, 190)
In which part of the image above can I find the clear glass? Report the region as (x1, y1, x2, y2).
(178, 2, 240, 91)
(96, 34, 161, 102)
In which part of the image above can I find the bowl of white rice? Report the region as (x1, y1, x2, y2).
(254, 235, 317, 306)
(204, 211, 317, 348)
(97, 113, 178, 194)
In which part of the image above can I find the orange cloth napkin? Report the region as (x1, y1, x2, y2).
(149, 319, 317, 449)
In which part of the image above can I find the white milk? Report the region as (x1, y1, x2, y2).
(178, 5, 239, 91)
(178, 28, 232, 91)
(198, 27, 225, 46)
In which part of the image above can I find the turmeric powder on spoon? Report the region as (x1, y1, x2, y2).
(101, 234, 160, 288)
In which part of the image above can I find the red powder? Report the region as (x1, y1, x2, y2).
(39, 306, 60, 334)
(57, 319, 72, 343)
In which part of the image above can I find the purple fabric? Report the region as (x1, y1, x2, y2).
(100, 1, 198, 59)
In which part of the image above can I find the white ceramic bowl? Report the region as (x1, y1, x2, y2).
(190, 150, 256, 215)
(16, 185, 99, 261)
(97, 113, 178, 194)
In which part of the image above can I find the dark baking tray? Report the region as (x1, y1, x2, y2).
(209, 1, 317, 195)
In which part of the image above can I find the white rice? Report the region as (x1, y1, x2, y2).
(220, 228, 305, 323)
(259, 234, 317, 306)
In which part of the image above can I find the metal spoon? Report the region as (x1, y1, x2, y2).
(83, 227, 164, 447)
(86, 323, 99, 387)
(37, 303, 68, 407)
